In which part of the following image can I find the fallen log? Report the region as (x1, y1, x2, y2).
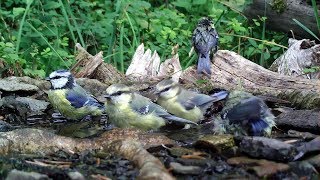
(269, 39, 320, 79)
(71, 44, 320, 109)
(0, 128, 175, 179)
(71, 43, 125, 85)
(182, 50, 320, 109)
(243, 0, 319, 40)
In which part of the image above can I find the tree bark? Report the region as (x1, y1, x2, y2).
(73, 44, 320, 109)
(243, 0, 319, 40)
(182, 50, 320, 109)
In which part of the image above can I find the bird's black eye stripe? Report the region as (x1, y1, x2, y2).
(160, 87, 171, 93)
(50, 76, 61, 80)
(111, 91, 124, 96)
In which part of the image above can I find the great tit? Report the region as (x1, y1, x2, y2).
(46, 70, 104, 120)
(155, 79, 228, 122)
(217, 90, 276, 136)
(192, 17, 219, 75)
(103, 84, 197, 131)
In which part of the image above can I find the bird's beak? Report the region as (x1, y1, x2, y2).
(103, 94, 111, 99)
(45, 77, 50, 81)
(153, 90, 161, 96)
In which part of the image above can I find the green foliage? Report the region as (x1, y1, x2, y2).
(0, 0, 288, 78)
(303, 66, 320, 74)
(270, 0, 287, 13)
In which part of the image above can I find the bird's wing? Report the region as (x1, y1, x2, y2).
(224, 97, 261, 123)
(131, 94, 197, 125)
(192, 27, 219, 55)
(66, 86, 103, 109)
(177, 89, 227, 110)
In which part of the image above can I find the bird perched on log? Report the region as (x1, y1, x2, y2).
(192, 17, 219, 75)
(46, 70, 104, 120)
(214, 90, 276, 136)
(155, 79, 228, 122)
(103, 84, 197, 131)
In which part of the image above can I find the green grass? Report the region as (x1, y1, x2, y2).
(58, 0, 79, 47)
(26, 22, 69, 67)
(119, 24, 125, 73)
(311, 0, 320, 34)
(293, 19, 320, 41)
(16, 0, 33, 52)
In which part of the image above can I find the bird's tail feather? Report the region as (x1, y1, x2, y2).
(164, 115, 198, 125)
(250, 119, 269, 136)
(210, 90, 229, 102)
(197, 55, 211, 75)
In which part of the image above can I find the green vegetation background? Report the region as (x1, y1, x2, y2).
(0, 0, 289, 78)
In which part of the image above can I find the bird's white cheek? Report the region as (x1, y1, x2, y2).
(112, 94, 131, 104)
(161, 91, 176, 99)
(51, 78, 68, 89)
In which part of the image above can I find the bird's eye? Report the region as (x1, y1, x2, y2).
(113, 91, 123, 96)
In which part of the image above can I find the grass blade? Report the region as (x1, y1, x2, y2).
(221, 33, 288, 49)
(58, 0, 77, 46)
(184, 53, 197, 69)
(259, 1, 267, 66)
(124, 11, 138, 48)
(106, 0, 122, 63)
(119, 24, 125, 73)
(293, 18, 320, 41)
(26, 22, 69, 68)
(311, 0, 320, 34)
(65, 2, 86, 48)
(16, 0, 33, 52)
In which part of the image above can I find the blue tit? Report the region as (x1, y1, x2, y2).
(217, 90, 276, 136)
(103, 84, 197, 131)
(155, 79, 228, 122)
(192, 17, 219, 75)
(46, 70, 104, 120)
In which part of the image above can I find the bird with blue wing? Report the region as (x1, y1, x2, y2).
(215, 90, 276, 136)
(103, 84, 197, 131)
(155, 79, 228, 122)
(192, 17, 219, 75)
(46, 70, 104, 120)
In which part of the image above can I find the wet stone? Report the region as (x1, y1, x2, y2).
(15, 97, 49, 113)
(288, 161, 318, 178)
(6, 169, 49, 180)
(67, 171, 85, 180)
(168, 147, 199, 157)
(170, 162, 202, 175)
(303, 154, 320, 173)
(0, 78, 39, 92)
(227, 156, 290, 177)
(195, 134, 235, 152)
(0, 120, 15, 132)
(238, 136, 298, 162)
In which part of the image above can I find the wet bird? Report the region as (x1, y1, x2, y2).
(155, 79, 228, 122)
(103, 84, 197, 131)
(46, 70, 104, 120)
(192, 17, 219, 75)
(215, 90, 276, 136)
